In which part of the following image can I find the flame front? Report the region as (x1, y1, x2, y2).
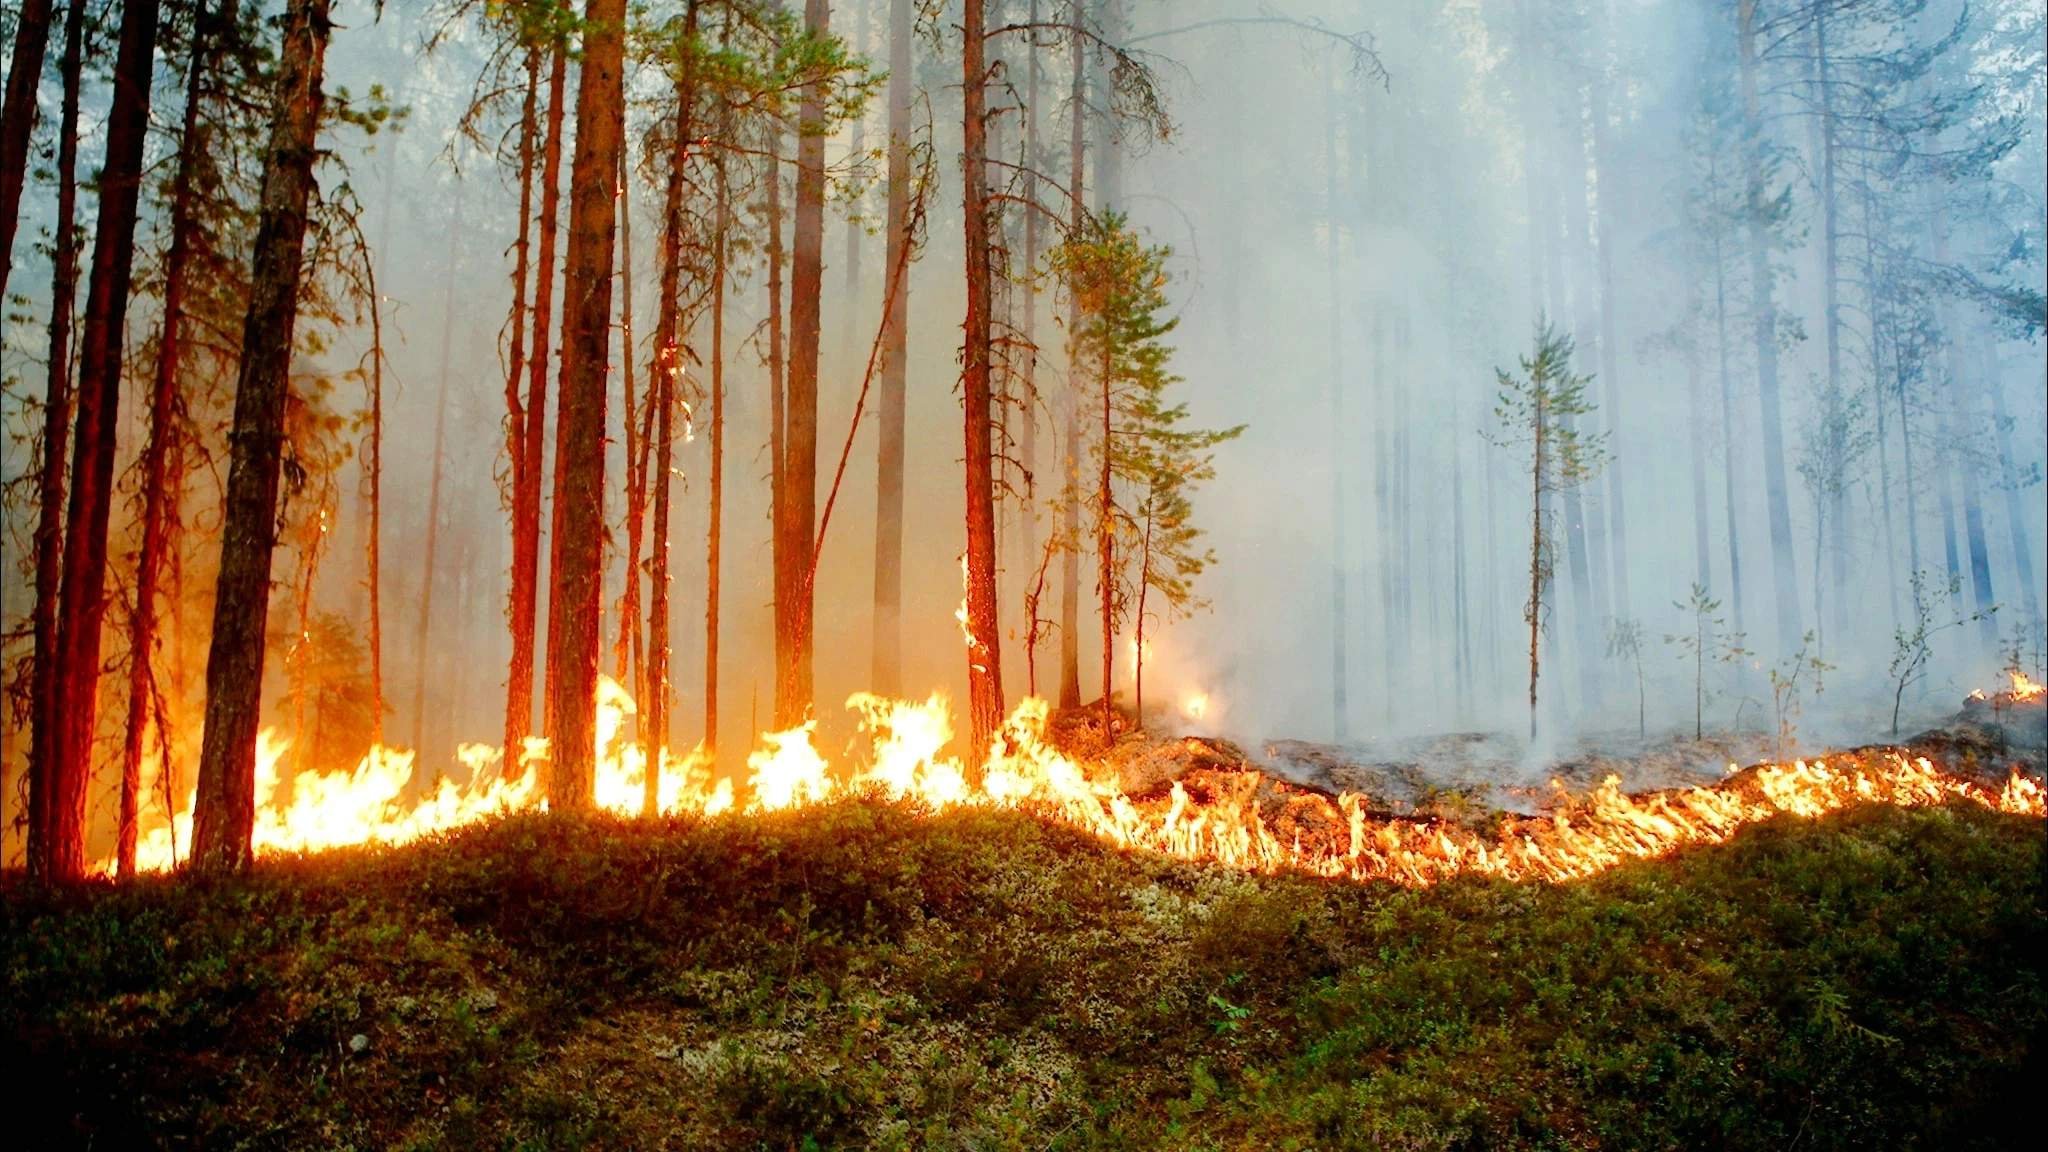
(114, 678, 2044, 882)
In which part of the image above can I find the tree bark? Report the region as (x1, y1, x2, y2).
(962, 0, 1006, 751)
(543, 0, 627, 807)
(528, 47, 568, 744)
(766, 119, 787, 718)
(190, 0, 331, 873)
(872, 0, 912, 694)
(777, 0, 828, 728)
(0, 0, 55, 302)
(706, 63, 731, 759)
(503, 46, 541, 761)
(46, 0, 163, 881)
(24, 0, 85, 878)
(120, 0, 222, 877)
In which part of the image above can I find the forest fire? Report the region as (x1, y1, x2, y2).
(111, 680, 2044, 882)
(1967, 669, 2047, 706)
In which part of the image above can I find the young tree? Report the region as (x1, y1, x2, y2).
(1051, 214, 1238, 738)
(1888, 569, 1990, 737)
(1605, 616, 1646, 740)
(1488, 321, 1606, 741)
(190, 0, 333, 873)
(1665, 582, 1746, 741)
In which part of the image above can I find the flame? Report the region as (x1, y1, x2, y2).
(111, 678, 2043, 884)
(2009, 670, 2045, 701)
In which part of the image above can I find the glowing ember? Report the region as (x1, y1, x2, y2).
(111, 678, 2043, 883)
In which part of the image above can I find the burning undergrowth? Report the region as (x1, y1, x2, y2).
(107, 677, 2046, 887)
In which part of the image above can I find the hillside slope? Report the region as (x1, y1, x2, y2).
(4, 801, 2043, 1150)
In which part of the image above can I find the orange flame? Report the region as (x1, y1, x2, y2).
(111, 679, 2044, 883)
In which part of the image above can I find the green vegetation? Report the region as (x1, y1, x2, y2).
(4, 800, 2042, 1150)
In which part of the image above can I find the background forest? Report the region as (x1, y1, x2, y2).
(0, 0, 2042, 875)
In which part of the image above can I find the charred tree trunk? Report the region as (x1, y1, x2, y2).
(45, 0, 163, 881)
(0, 0, 54, 302)
(872, 0, 912, 695)
(190, 0, 331, 873)
(543, 0, 627, 806)
(962, 0, 1006, 751)
(777, 0, 828, 729)
(25, 0, 85, 877)
(120, 0, 220, 876)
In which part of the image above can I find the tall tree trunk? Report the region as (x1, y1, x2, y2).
(1812, 8, 1849, 644)
(516, 47, 568, 759)
(1096, 319, 1113, 738)
(120, 0, 221, 877)
(1016, 0, 1042, 685)
(962, 0, 1006, 750)
(706, 111, 729, 759)
(1324, 70, 1348, 743)
(543, 0, 627, 806)
(1931, 217, 1996, 648)
(502, 46, 540, 761)
(190, 0, 331, 873)
(1587, 21, 1629, 624)
(617, 134, 645, 690)
(412, 209, 460, 756)
(872, 0, 912, 694)
(766, 119, 787, 720)
(778, 0, 827, 728)
(1057, 2, 1086, 710)
(842, 0, 868, 310)
(24, 0, 85, 878)
(1983, 346, 2040, 634)
(644, 0, 700, 806)
(1736, 0, 1802, 652)
(45, 0, 163, 881)
(1529, 394, 1546, 740)
(0, 0, 55, 302)
(1710, 162, 1746, 641)
(365, 258, 385, 744)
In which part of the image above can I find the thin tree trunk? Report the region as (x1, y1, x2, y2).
(1325, 68, 1348, 744)
(514, 47, 567, 762)
(365, 258, 386, 744)
(0, 0, 55, 302)
(1587, 22, 1629, 623)
(45, 0, 163, 881)
(1813, 8, 1849, 643)
(1984, 346, 2041, 633)
(1710, 164, 1746, 641)
(778, 0, 828, 727)
(502, 46, 539, 761)
(25, 0, 85, 877)
(1016, 0, 1042, 685)
(543, 0, 627, 806)
(120, 0, 220, 877)
(1737, 0, 1803, 651)
(190, 0, 331, 872)
(1057, 2, 1086, 710)
(872, 0, 912, 694)
(644, 0, 700, 806)
(1097, 329, 1113, 738)
(528, 47, 569, 746)
(963, 0, 1006, 750)
(617, 134, 645, 689)
(412, 210, 461, 756)
(706, 115, 729, 759)
(1530, 393, 1545, 740)
(766, 119, 787, 719)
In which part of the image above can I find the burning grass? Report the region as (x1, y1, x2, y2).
(5, 796, 2043, 1149)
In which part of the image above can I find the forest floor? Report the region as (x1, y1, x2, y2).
(5, 707, 2044, 1150)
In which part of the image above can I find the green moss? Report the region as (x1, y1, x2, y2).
(3, 801, 2041, 1150)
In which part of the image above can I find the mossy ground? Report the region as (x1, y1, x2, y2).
(4, 800, 2043, 1150)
